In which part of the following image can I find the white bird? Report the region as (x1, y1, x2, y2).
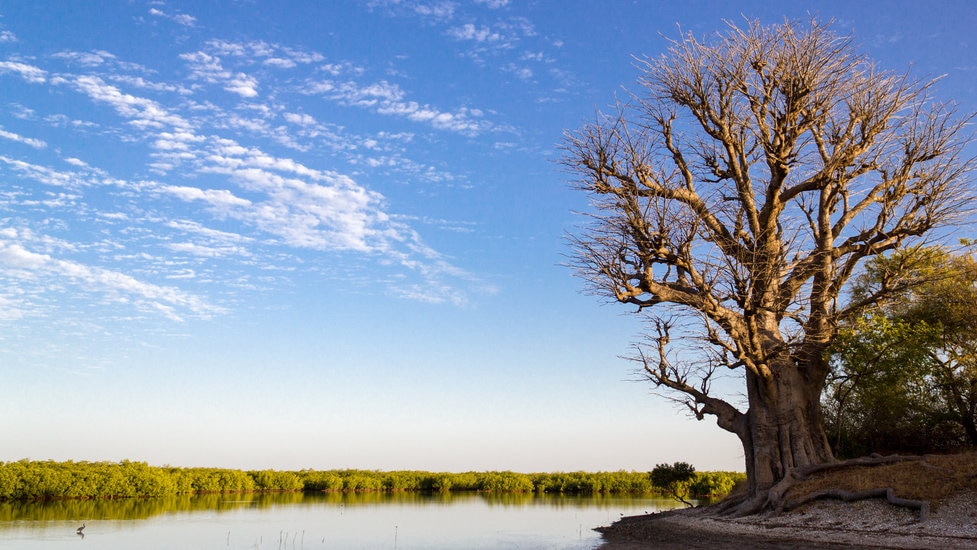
(76, 523, 86, 534)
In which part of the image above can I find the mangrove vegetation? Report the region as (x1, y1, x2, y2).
(0, 459, 744, 502)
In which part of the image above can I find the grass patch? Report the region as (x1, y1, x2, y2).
(784, 450, 977, 509)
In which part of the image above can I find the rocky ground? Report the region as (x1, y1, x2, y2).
(596, 490, 977, 549)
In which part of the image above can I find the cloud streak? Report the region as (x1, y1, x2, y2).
(306, 79, 489, 135)
(0, 229, 221, 322)
(0, 60, 48, 83)
(0, 127, 46, 149)
(148, 7, 197, 27)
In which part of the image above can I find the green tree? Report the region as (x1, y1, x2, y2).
(563, 17, 973, 513)
(651, 462, 697, 507)
(689, 471, 746, 499)
(826, 246, 977, 456)
(900, 249, 977, 445)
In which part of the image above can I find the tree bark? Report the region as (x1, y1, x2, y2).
(740, 365, 834, 499)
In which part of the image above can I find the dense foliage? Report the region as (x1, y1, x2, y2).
(0, 460, 744, 502)
(825, 246, 977, 457)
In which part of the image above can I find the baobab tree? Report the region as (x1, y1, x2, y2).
(563, 18, 973, 512)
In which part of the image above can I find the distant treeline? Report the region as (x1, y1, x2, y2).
(0, 460, 745, 501)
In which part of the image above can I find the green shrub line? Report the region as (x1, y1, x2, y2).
(0, 459, 745, 502)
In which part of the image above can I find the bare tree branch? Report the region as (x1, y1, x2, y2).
(563, 16, 974, 502)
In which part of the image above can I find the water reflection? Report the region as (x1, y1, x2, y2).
(0, 491, 674, 522)
(0, 492, 684, 549)
(0, 492, 298, 523)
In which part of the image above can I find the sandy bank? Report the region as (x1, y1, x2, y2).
(597, 491, 977, 549)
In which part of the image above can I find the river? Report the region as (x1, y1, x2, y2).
(0, 492, 685, 549)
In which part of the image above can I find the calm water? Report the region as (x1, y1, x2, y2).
(0, 492, 683, 549)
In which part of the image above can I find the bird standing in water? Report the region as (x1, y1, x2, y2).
(76, 523, 86, 534)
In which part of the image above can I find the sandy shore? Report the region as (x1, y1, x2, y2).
(596, 491, 977, 549)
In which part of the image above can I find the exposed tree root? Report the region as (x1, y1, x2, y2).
(710, 454, 936, 521)
(706, 493, 749, 516)
(780, 487, 930, 521)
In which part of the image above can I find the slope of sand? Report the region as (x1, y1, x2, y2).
(597, 491, 977, 549)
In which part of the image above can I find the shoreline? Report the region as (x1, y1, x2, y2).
(596, 491, 977, 549)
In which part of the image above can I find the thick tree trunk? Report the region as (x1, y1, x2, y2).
(739, 365, 835, 501)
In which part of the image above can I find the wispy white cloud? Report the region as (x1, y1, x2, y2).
(474, 0, 508, 7)
(63, 157, 90, 168)
(205, 39, 324, 66)
(52, 50, 148, 73)
(52, 50, 116, 67)
(148, 7, 197, 27)
(194, 149, 389, 252)
(0, 293, 26, 321)
(0, 127, 46, 149)
(366, 0, 556, 92)
(306, 79, 488, 135)
(165, 241, 250, 259)
(165, 219, 254, 248)
(319, 62, 364, 77)
(0, 30, 18, 43)
(108, 74, 194, 95)
(0, 229, 221, 322)
(413, 1, 457, 20)
(153, 130, 205, 151)
(179, 51, 260, 98)
(174, 14, 197, 27)
(366, 0, 458, 22)
(283, 112, 317, 126)
(158, 184, 253, 209)
(445, 17, 536, 62)
(221, 113, 268, 134)
(263, 58, 296, 69)
(0, 156, 88, 189)
(503, 63, 533, 80)
(448, 23, 503, 43)
(225, 73, 259, 98)
(66, 75, 196, 133)
(0, 60, 48, 83)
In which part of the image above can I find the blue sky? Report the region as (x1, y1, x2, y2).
(1, 1, 974, 473)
